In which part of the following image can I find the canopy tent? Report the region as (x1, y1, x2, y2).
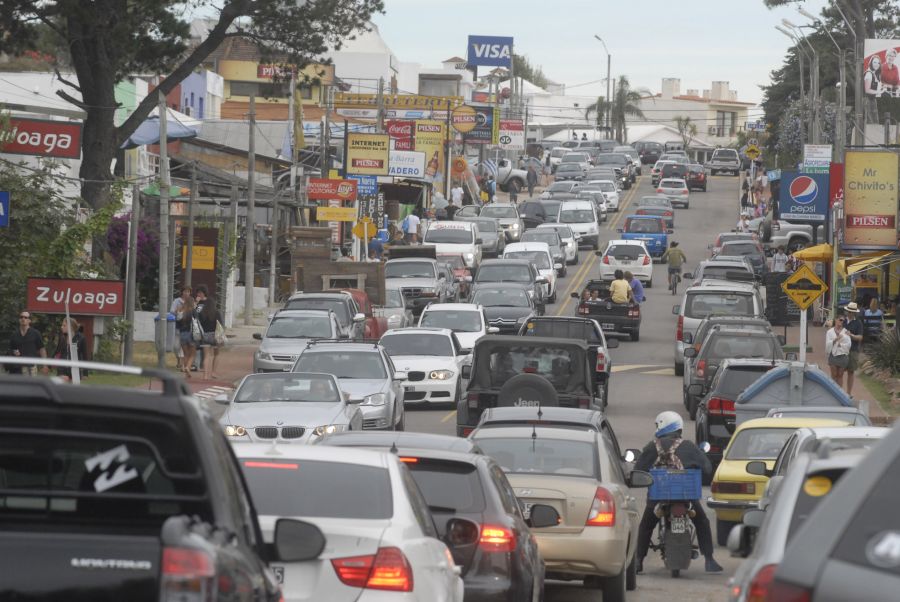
(837, 251, 897, 277)
(120, 107, 201, 149)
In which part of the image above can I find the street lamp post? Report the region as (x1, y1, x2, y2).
(783, 20, 820, 144)
(831, 1, 862, 144)
(776, 25, 810, 148)
(594, 35, 611, 140)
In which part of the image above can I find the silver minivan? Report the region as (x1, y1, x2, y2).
(672, 280, 765, 375)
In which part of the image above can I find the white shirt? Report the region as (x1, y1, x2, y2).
(404, 213, 420, 233)
(737, 219, 750, 233)
(772, 252, 788, 273)
(450, 187, 463, 204)
(825, 327, 851, 356)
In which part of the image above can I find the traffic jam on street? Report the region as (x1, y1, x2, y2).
(2, 2, 900, 602)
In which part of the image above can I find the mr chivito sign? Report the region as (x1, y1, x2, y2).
(346, 133, 390, 176)
(843, 150, 899, 250)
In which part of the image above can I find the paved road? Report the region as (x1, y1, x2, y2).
(407, 172, 744, 601)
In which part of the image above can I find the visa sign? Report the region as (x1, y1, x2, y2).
(467, 35, 513, 67)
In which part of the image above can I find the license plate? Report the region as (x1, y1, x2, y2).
(406, 386, 418, 392)
(670, 517, 687, 534)
(272, 566, 284, 584)
(602, 323, 615, 330)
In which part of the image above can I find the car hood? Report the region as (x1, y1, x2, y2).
(389, 355, 458, 371)
(337, 378, 390, 399)
(454, 331, 483, 350)
(483, 306, 533, 321)
(222, 402, 346, 427)
(258, 337, 314, 354)
(387, 277, 436, 288)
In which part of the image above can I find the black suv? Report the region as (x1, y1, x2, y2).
(635, 141, 664, 164)
(594, 153, 634, 186)
(0, 361, 316, 602)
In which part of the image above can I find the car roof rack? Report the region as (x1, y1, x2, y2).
(304, 338, 382, 349)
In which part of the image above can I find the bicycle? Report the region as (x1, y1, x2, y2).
(668, 268, 682, 295)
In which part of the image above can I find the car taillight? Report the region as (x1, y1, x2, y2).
(681, 189, 688, 194)
(628, 307, 640, 318)
(676, 315, 683, 341)
(707, 397, 736, 416)
(576, 396, 591, 408)
(643, 254, 651, 265)
(586, 487, 616, 526)
(767, 579, 813, 602)
(332, 547, 413, 592)
(462, 427, 474, 437)
(696, 359, 706, 377)
(656, 188, 663, 193)
(746, 564, 777, 602)
(602, 255, 610, 264)
(467, 392, 479, 408)
(712, 481, 756, 495)
(161, 547, 214, 601)
(665, 211, 672, 216)
(578, 304, 589, 315)
(479, 525, 516, 553)
(596, 351, 606, 372)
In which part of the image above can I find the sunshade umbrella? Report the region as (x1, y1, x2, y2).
(791, 243, 833, 263)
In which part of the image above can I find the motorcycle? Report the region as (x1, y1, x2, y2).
(650, 497, 699, 578)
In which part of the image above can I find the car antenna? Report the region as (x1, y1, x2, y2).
(389, 442, 398, 455)
(537, 403, 543, 422)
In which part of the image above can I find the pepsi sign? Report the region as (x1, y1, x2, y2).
(778, 171, 829, 222)
(467, 35, 513, 67)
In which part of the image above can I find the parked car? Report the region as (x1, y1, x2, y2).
(379, 327, 471, 406)
(635, 195, 675, 229)
(687, 163, 708, 191)
(471, 258, 547, 312)
(597, 239, 654, 286)
(537, 223, 579, 264)
(520, 229, 568, 276)
(656, 177, 691, 208)
(283, 291, 365, 340)
(467, 217, 506, 257)
(252, 309, 342, 372)
(706, 148, 741, 175)
(471, 283, 538, 334)
(377, 284, 416, 330)
(292, 340, 407, 431)
(478, 202, 524, 242)
(557, 200, 601, 250)
(616, 215, 672, 259)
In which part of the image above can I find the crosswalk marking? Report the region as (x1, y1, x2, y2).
(194, 385, 232, 400)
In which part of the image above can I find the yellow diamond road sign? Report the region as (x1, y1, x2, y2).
(782, 264, 828, 310)
(746, 144, 761, 160)
(352, 218, 377, 240)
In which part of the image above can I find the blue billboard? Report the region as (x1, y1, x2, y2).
(778, 171, 829, 222)
(467, 35, 513, 68)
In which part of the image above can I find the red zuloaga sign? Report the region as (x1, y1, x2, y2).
(0, 117, 82, 159)
(386, 120, 415, 150)
(307, 178, 358, 201)
(27, 278, 125, 316)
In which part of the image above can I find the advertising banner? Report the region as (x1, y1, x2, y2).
(464, 106, 498, 145)
(348, 175, 378, 196)
(414, 121, 446, 184)
(498, 119, 525, 150)
(778, 171, 829, 222)
(0, 191, 8, 228)
(386, 120, 415, 150)
(307, 178, 358, 201)
(843, 150, 899, 249)
(346, 133, 390, 176)
(0, 117, 82, 159)
(315, 206, 357, 222)
(467, 35, 513, 68)
(863, 39, 900, 97)
(388, 150, 427, 179)
(801, 144, 832, 174)
(27, 278, 125, 316)
(829, 162, 844, 208)
(257, 64, 293, 79)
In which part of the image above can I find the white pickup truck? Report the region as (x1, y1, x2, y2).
(758, 215, 825, 254)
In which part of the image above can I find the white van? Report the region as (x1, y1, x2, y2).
(422, 221, 482, 268)
(557, 200, 601, 250)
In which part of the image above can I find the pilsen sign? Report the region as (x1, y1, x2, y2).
(0, 117, 82, 159)
(26, 278, 125, 316)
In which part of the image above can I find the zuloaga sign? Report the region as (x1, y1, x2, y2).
(27, 278, 125, 316)
(843, 150, 900, 250)
(0, 117, 82, 159)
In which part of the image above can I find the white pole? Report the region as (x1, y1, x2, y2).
(157, 90, 170, 369)
(64, 301, 79, 384)
(799, 306, 807, 364)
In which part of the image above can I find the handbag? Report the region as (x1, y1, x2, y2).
(828, 352, 850, 369)
(215, 321, 227, 346)
(190, 316, 203, 343)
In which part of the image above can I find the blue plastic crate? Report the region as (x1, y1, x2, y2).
(647, 468, 702, 501)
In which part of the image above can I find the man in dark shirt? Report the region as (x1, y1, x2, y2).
(842, 303, 864, 397)
(8, 311, 48, 375)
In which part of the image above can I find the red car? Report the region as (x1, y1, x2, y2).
(687, 164, 707, 191)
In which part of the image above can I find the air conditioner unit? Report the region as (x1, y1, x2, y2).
(708, 126, 719, 136)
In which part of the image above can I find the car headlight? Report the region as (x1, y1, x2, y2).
(510, 222, 520, 230)
(224, 425, 247, 437)
(465, 253, 475, 261)
(255, 351, 272, 361)
(313, 424, 346, 437)
(363, 393, 387, 405)
(388, 315, 401, 325)
(429, 369, 454, 380)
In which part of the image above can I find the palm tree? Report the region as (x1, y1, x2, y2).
(609, 76, 647, 143)
(585, 96, 611, 136)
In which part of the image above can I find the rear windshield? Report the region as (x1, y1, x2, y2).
(381, 333, 453, 357)
(424, 227, 473, 244)
(385, 289, 404, 308)
(660, 179, 686, 188)
(487, 346, 579, 389)
(625, 218, 663, 234)
(726, 428, 794, 461)
(717, 367, 771, 398)
(506, 251, 551, 270)
(706, 335, 778, 361)
(266, 315, 333, 339)
(385, 261, 436, 279)
(422, 310, 482, 333)
(607, 244, 645, 260)
(561, 154, 588, 163)
(787, 468, 847, 541)
(472, 287, 531, 308)
(713, 150, 739, 160)
(405, 459, 486, 513)
(284, 298, 350, 325)
(523, 320, 601, 343)
(596, 182, 616, 192)
(595, 154, 628, 165)
(241, 459, 392, 519)
(476, 437, 598, 478)
(722, 243, 761, 256)
(522, 232, 559, 246)
(560, 209, 595, 224)
(700, 266, 751, 280)
(685, 292, 755, 319)
(557, 164, 582, 172)
(475, 264, 531, 283)
(480, 206, 518, 219)
(547, 181, 574, 192)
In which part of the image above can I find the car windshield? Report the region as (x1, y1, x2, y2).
(713, 151, 738, 160)
(559, 209, 594, 224)
(384, 289, 404, 308)
(284, 298, 349, 325)
(723, 243, 761, 256)
(421, 310, 482, 333)
(685, 293, 754, 319)
(717, 368, 771, 398)
(596, 182, 616, 192)
(639, 197, 668, 207)
(701, 266, 751, 280)
(385, 261, 436, 279)
(234, 373, 341, 403)
(660, 180, 686, 188)
(540, 201, 561, 216)
(547, 182, 573, 193)
(541, 226, 574, 238)
(480, 206, 517, 219)
(607, 244, 645, 260)
(595, 154, 628, 165)
(424, 227, 473, 244)
(241, 459, 392, 519)
(294, 351, 387, 379)
(506, 251, 551, 270)
(625, 218, 663, 234)
(561, 154, 587, 163)
(522, 232, 558, 245)
(472, 287, 531, 307)
(726, 428, 794, 461)
(558, 165, 582, 172)
(476, 265, 531, 283)
(717, 234, 751, 245)
(475, 437, 597, 478)
(470, 219, 498, 233)
(487, 346, 579, 389)
(707, 335, 778, 360)
(265, 315, 332, 339)
(406, 459, 486, 514)
(550, 148, 568, 158)
(381, 333, 453, 357)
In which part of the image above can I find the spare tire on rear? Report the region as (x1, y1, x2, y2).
(497, 374, 559, 408)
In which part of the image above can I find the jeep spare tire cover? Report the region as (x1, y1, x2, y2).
(497, 374, 559, 408)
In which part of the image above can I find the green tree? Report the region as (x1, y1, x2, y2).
(512, 54, 549, 89)
(584, 96, 610, 132)
(609, 76, 647, 143)
(0, 0, 384, 212)
(674, 116, 698, 148)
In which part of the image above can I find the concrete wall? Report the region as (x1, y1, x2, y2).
(232, 285, 271, 319)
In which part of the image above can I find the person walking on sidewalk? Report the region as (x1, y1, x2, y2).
(771, 246, 789, 273)
(842, 303, 864, 397)
(825, 317, 852, 388)
(177, 294, 197, 379)
(526, 165, 538, 198)
(508, 180, 519, 204)
(195, 285, 223, 381)
(7, 310, 48, 375)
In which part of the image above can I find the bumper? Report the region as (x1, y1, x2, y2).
(253, 357, 295, 372)
(402, 380, 457, 404)
(707, 496, 759, 521)
(462, 575, 517, 602)
(595, 318, 640, 337)
(358, 404, 393, 430)
(536, 530, 628, 578)
(578, 235, 599, 247)
(501, 226, 521, 242)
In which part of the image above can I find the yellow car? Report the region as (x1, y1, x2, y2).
(707, 417, 849, 545)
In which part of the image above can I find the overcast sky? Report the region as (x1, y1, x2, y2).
(373, 0, 831, 107)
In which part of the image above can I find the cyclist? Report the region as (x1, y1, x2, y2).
(633, 411, 722, 574)
(661, 241, 687, 292)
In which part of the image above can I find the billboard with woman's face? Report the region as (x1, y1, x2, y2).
(864, 39, 900, 97)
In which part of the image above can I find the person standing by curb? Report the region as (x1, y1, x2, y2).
(825, 316, 852, 388)
(7, 310, 48, 375)
(195, 285, 223, 381)
(842, 303, 864, 397)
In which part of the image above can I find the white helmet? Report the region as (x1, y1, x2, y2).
(655, 411, 683, 438)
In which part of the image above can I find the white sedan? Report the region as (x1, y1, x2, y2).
(504, 241, 559, 303)
(236, 444, 466, 602)
(418, 302, 496, 350)
(597, 239, 654, 285)
(379, 327, 471, 406)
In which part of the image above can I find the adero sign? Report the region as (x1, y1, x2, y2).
(27, 278, 125, 316)
(0, 117, 82, 159)
(843, 150, 899, 250)
(307, 178, 358, 201)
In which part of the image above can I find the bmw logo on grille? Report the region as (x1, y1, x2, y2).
(789, 176, 818, 205)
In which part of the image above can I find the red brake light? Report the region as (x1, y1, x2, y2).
(696, 359, 706, 377)
(332, 547, 414, 592)
(681, 189, 688, 194)
(665, 211, 672, 216)
(462, 427, 474, 437)
(596, 351, 606, 373)
(586, 487, 616, 526)
(479, 525, 516, 553)
(768, 579, 813, 602)
(602, 255, 610, 264)
(707, 397, 735, 416)
(576, 396, 591, 408)
(676, 315, 684, 341)
(162, 548, 214, 599)
(643, 254, 651, 265)
(712, 481, 756, 495)
(746, 564, 777, 602)
(656, 188, 663, 193)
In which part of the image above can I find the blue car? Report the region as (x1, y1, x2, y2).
(616, 215, 672, 258)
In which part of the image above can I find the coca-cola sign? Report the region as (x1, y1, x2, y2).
(0, 117, 82, 159)
(307, 178, 358, 201)
(386, 120, 415, 151)
(27, 278, 125, 316)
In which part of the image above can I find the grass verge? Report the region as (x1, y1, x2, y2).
(858, 371, 897, 417)
(80, 341, 179, 388)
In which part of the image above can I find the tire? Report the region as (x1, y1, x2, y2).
(671, 569, 681, 578)
(688, 395, 698, 421)
(560, 266, 568, 278)
(646, 278, 652, 289)
(600, 566, 627, 602)
(675, 362, 684, 376)
(549, 291, 557, 303)
(717, 519, 736, 546)
(394, 412, 405, 432)
(626, 555, 638, 591)
(630, 329, 640, 342)
(787, 238, 806, 254)
(593, 238, 601, 252)
(603, 382, 609, 408)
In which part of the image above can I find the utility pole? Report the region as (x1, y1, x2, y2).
(832, 2, 863, 143)
(810, 52, 820, 144)
(124, 182, 140, 365)
(186, 163, 197, 288)
(156, 90, 170, 369)
(836, 50, 847, 159)
(887, 112, 892, 147)
(244, 94, 256, 325)
(321, 86, 332, 173)
(376, 77, 385, 133)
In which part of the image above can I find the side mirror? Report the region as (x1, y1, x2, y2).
(683, 347, 697, 358)
(683, 332, 694, 344)
(628, 469, 654, 489)
(687, 384, 704, 396)
(746, 461, 773, 478)
(726, 524, 753, 558)
(274, 518, 326, 562)
(252, 332, 263, 341)
(672, 305, 680, 315)
(393, 371, 409, 381)
(487, 327, 500, 334)
(623, 448, 641, 463)
(527, 504, 561, 528)
(475, 238, 484, 245)
(445, 517, 480, 547)
(464, 276, 473, 283)
(214, 393, 230, 405)
(606, 338, 619, 349)
(353, 313, 366, 323)
(536, 277, 548, 284)
(461, 365, 472, 379)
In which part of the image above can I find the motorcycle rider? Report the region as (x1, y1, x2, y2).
(633, 411, 723, 574)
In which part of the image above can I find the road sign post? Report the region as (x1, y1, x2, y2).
(781, 265, 828, 363)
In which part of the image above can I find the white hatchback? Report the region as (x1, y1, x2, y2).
(537, 223, 579, 265)
(504, 241, 559, 302)
(588, 180, 620, 211)
(422, 221, 482, 268)
(418, 302, 496, 350)
(236, 444, 465, 602)
(656, 177, 691, 209)
(380, 327, 471, 406)
(597, 239, 653, 285)
(557, 200, 601, 250)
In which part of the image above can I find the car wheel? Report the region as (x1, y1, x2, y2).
(603, 382, 609, 408)
(630, 329, 640, 342)
(569, 255, 578, 265)
(593, 238, 601, 251)
(717, 519, 736, 546)
(675, 362, 684, 376)
(549, 291, 557, 303)
(702, 185, 707, 192)
(626, 554, 637, 591)
(599, 566, 627, 602)
(560, 266, 568, 278)
(688, 395, 698, 421)
(671, 569, 680, 578)
(646, 278, 652, 289)
(395, 412, 405, 432)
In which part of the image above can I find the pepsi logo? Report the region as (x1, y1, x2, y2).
(790, 176, 818, 205)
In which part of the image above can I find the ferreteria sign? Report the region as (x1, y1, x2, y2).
(26, 278, 125, 316)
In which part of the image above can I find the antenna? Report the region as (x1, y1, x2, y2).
(531, 422, 537, 452)
(537, 403, 543, 421)
(389, 441, 398, 455)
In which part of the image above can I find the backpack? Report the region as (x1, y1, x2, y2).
(401, 215, 410, 234)
(653, 438, 684, 470)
